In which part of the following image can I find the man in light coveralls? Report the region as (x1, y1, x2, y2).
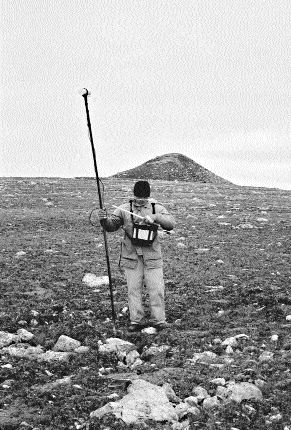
(98, 180, 174, 332)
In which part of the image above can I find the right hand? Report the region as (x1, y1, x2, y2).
(98, 209, 108, 220)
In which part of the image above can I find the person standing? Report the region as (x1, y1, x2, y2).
(98, 180, 174, 332)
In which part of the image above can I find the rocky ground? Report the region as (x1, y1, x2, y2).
(0, 177, 290, 430)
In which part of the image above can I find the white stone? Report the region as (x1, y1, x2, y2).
(99, 338, 135, 356)
(131, 358, 144, 369)
(37, 351, 71, 362)
(259, 351, 274, 362)
(222, 382, 263, 403)
(82, 273, 109, 288)
(177, 242, 187, 248)
(188, 351, 217, 365)
(0, 331, 18, 348)
(126, 350, 140, 366)
(286, 315, 291, 322)
(163, 383, 181, 403)
(211, 378, 226, 386)
(192, 386, 209, 401)
(141, 326, 157, 334)
(90, 379, 178, 424)
(174, 402, 190, 419)
(222, 337, 238, 347)
(225, 345, 234, 354)
(239, 223, 255, 229)
(184, 396, 198, 406)
(15, 251, 26, 257)
(0, 344, 44, 358)
(203, 396, 220, 410)
(142, 344, 170, 359)
(271, 334, 278, 342)
(17, 329, 34, 342)
(30, 310, 39, 317)
(257, 218, 268, 222)
(75, 346, 89, 354)
(188, 406, 200, 417)
(53, 335, 81, 352)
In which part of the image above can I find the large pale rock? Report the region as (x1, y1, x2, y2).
(53, 335, 81, 352)
(90, 379, 178, 424)
(0, 331, 18, 348)
(82, 273, 109, 288)
(217, 382, 263, 403)
(99, 338, 136, 358)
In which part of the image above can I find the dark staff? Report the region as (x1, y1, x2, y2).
(79, 88, 116, 331)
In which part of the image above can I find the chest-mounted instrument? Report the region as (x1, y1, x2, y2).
(130, 200, 158, 247)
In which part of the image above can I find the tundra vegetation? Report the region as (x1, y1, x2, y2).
(0, 177, 290, 429)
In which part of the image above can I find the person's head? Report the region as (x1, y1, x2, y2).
(133, 180, 150, 204)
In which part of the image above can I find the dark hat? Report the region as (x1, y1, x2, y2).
(133, 181, 151, 198)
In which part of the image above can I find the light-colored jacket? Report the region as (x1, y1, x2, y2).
(101, 198, 174, 269)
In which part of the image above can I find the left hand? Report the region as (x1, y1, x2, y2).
(144, 215, 155, 225)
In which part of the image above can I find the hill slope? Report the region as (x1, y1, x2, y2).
(111, 153, 232, 184)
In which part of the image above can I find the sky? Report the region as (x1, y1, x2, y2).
(1, 0, 290, 189)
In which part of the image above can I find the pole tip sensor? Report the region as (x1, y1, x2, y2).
(79, 88, 90, 97)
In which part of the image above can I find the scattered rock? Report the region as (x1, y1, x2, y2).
(36, 351, 72, 362)
(90, 379, 178, 424)
(259, 351, 274, 362)
(82, 273, 109, 288)
(210, 378, 226, 386)
(15, 251, 26, 257)
(217, 382, 263, 403)
(53, 335, 81, 352)
(163, 383, 181, 403)
(225, 345, 234, 354)
(99, 338, 136, 358)
(1, 344, 44, 359)
(75, 346, 90, 354)
(141, 344, 171, 361)
(174, 402, 189, 419)
(238, 223, 255, 229)
(125, 350, 140, 367)
(203, 396, 220, 410)
(188, 351, 218, 365)
(177, 242, 187, 248)
(184, 396, 198, 406)
(16, 329, 34, 342)
(192, 386, 209, 401)
(222, 337, 238, 348)
(0, 331, 18, 348)
(141, 326, 157, 334)
(32, 376, 73, 393)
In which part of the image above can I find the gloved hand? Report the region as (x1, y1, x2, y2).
(98, 209, 108, 220)
(144, 214, 156, 225)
